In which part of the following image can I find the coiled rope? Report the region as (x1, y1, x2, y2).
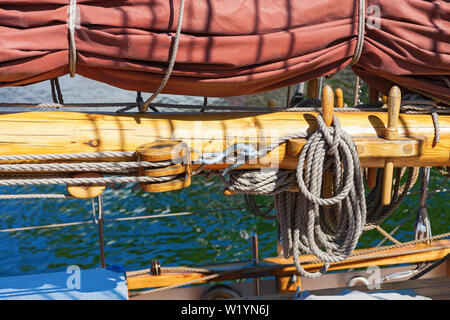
(365, 167, 419, 226)
(223, 114, 367, 278)
(279, 115, 366, 278)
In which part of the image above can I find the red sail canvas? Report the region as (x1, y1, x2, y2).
(0, 0, 448, 101)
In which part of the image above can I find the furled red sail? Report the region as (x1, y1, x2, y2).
(0, 0, 449, 102)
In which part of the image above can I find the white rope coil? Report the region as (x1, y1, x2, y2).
(223, 114, 367, 278)
(283, 115, 366, 278)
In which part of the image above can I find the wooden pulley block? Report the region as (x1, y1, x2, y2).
(67, 172, 106, 199)
(223, 188, 238, 196)
(140, 175, 191, 193)
(137, 140, 191, 193)
(141, 163, 187, 178)
(136, 140, 188, 163)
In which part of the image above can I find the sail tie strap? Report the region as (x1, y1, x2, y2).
(68, 0, 78, 77)
(350, 0, 366, 65)
(141, 0, 186, 111)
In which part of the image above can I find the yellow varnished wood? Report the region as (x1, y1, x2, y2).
(288, 136, 427, 159)
(136, 140, 186, 162)
(141, 163, 186, 178)
(367, 87, 380, 188)
(137, 140, 191, 193)
(140, 176, 191, 193)
(382, 86, 401, 205)
(385, 87, 401, 140)
(127, 239, 450, 290)
(367, 167, 377, 189)
(306, 79, 319, 99)
(223, 188, 238, 196)
(66, 172, 106, 199)
(382, 161, 395, 205)
(322, 86, 334, 200)
(277, 275, 301, 293)
(335, 88, 345, 108)
(0, 111, 447, 169)
(321, 86, 334, 127)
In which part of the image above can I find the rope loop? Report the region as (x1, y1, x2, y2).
(295, 115, 358, 207)
(279, 114, 367, 278)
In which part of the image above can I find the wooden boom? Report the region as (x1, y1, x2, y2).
(0, 110, 448, 169)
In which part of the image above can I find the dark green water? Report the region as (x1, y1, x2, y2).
(0, 76, 448, 278)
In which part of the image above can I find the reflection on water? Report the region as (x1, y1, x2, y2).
(0, 76, 448, 277)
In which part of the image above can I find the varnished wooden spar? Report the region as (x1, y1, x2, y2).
(126, 239, 450, 290)
(0, 109, 448, 169)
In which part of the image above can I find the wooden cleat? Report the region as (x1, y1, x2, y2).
(306, 79, 319, 99)
(382, 86, 401, 205)
(335, 88, 345, 108)
(322, 85, 334, 200)
(367, 86, 380, 188)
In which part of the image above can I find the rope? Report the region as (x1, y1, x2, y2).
(128, 234, 450, 296)
(0, 175, 175, 186)
(0, 151, 135, 162)
(0, 194, 73, 200)
(0, 206, 250, 232)
(217, 111, 421, 279)
(351, 232, 450, 257)
(277, 115, 366, 278)
(401, 94, 441, 144)
(243, 195, 275, 220)
(0, 102, 385, 113)
(365, 167, 419, 225)
(363, 224, 401, 245)
(431, 112, 440, 144)
(140, 0, 186, 111)
(374, 209, 417, 248)
(126, 266, 213, 278)
(221, 170, 295, 195)
(437, 167, 450, 177)
(350, 0, 366, 65)
(0, 160, 171, 172)
(403, 85, 450, 107)
(68, 0, 78, 77)
(50, 78, 64, 104)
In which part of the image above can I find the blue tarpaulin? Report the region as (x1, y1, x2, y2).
(0, 268, 128, 300)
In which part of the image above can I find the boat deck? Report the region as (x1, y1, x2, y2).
(245, 276, 450, 300)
